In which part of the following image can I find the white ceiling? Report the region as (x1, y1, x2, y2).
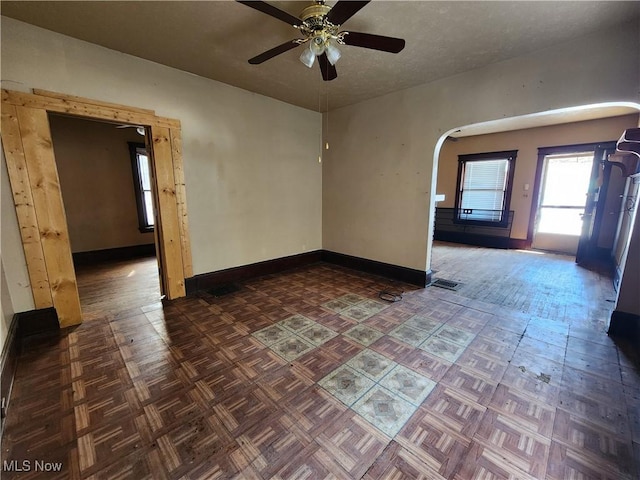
(2, 1, 639, 114)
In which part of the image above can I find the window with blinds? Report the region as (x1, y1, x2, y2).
(455, 151, 517, 226)
(128, 142, 155, 233)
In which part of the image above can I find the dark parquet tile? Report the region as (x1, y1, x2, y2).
(3, 245, 638, 479)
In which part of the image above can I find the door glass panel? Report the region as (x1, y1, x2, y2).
(537, 153, 593, 235)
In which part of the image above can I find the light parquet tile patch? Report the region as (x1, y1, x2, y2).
(270, 336, 316, 362)
(297, 324, 338, 346)
(279, 314, 315, 333)
(433, 324, 476, 347)
(318, 365, 376, 407)
(343, 324, 385, 346)
(252, 324, 292, 346)
(352, 385, 417, 438)
(347, 349, 396, 382)
(389, 324, 432, 347)
(379, 364, 436, 407)
(341, 304, 380, 322)
(321, 298, 352, 313)
(419, 336, 466, 362)
(404, 315, 442, 334)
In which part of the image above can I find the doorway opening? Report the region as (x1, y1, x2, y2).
(529, 142, 618, 263)
(48, 114, 162, 319)
(531, 150, 595, 254)
(429, 108, 638, 320)
(2, 89, 191, 327)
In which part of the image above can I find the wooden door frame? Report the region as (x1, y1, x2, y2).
(1, 89, 193, 327)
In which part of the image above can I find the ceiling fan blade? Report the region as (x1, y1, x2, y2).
(318, 53, 337, 81)
(248, 40, 302, 64)
(326, 1, 370, 25)
(236, 1, 303, 27)
(341, 31, 405, 53)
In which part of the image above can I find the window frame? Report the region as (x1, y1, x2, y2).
(128, 142, 155, 233)
(454, 150, 517, 228)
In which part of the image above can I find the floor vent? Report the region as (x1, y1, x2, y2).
(431, 278, 462, 291)
(208, 284, 240, 297)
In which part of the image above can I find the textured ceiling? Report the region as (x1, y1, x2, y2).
(2, 1, 639, 112)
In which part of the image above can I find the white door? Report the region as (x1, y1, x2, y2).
(532, 152, 594, 254)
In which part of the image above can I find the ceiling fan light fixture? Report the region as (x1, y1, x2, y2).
(325, 39, 341, 65)
(309, 35, 326, 55)
(299, 46, 316, 68)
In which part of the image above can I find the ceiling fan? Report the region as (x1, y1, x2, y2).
(237, 0, 405, 81)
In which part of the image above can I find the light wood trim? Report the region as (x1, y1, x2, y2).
(150, 126, 186, 299)
(169, 127, 193, 278)
(1, 88, 192, 326)
(16, 106, 82, 327)
(32, 89, 156, 116)
(1, 104, 53, 309)
(2, 90, 180, 129)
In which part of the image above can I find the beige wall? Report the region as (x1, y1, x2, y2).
(1, 17, 323, 297)
(323, 20, 639, 272)
(436, 114, 639, 240)
(49, 115, 155, 253)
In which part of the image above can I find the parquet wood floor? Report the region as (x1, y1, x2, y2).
(2, 244, 639, 479)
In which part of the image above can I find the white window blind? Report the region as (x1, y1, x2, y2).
(459, 159, 509, 222)
(137, 153, 155, 227)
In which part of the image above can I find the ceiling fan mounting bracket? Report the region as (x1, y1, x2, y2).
(298, 2, 337, 38)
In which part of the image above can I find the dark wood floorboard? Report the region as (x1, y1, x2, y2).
(2, 244, 639, 479)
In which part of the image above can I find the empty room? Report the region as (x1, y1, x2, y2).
(1, 1, 639, 479)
